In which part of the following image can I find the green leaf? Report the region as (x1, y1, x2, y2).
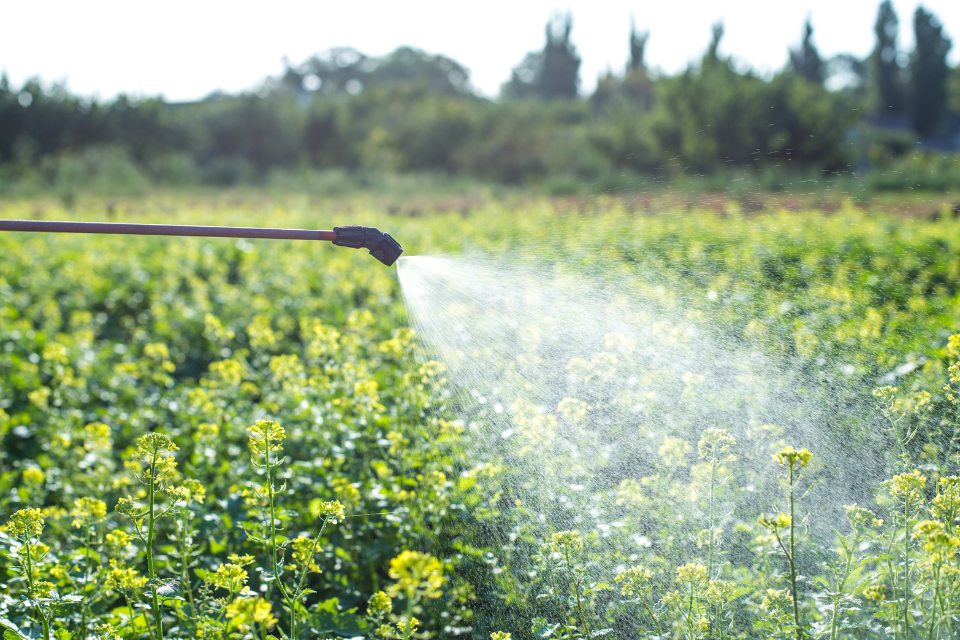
(309, 598, 367, 636)
(531, 618, 560, 639)
(0, 618, 27, 640)
(157, 580, 180, 597)
(209, 536, 228, 554)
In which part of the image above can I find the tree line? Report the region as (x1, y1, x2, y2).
(0, 0, 958, 192)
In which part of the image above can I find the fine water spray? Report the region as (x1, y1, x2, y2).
(0, 220, 404, 266)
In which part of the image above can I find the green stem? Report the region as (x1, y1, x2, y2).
(708, 460, 716, 579)
(264, 438, 291, 637)
(565, 547, 590, 637)
(146, 449, 163, 640)
(788, 464, 802, 640)
(179, 503, 197, 636)
(904, 498, 910, 640)
(80, 527, 92, 640)
(639, 596, 663, 636)
(23, 537, 50, 640)
(927, 564, 939, 640)
(829, 546, 853, 640)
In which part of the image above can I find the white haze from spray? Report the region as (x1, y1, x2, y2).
(397, 252, 884, 576)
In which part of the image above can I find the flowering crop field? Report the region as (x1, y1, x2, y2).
(1, 196, 960, 640)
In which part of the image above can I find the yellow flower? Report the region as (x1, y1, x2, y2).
(70, 497, 107, 528)
(103, 560, 148, 591)
(676, 563, 707, 585)
(761, 588, 792, 611)
(759, 512, 792, 532)
(550, 530, 584, 554)
(395, 618, 420, 638)
(84, 422, 112, 451)
(368, 590, 392, 617)
(862, 583, 886, 601)
(698, 427, 736, 463)
(614, 566, 652, 596)
(318, 499, 345, 524)
(772, 445, 812, 469)
(226, 596, 278, 631)
(131, 432, 179, 482)
(490, 633, 512, 640)
(705, 579, 736, 604)
(23, 467, 45, 485)
(387, 550, 445, 601)
(94, 624, 122, 640)
(885, 469, 926, 501)
(7, 508, 44, 539)
(115, 497, 148, 519)
(228, 554, 256, 567)
(658, 437, 691, 468)
(557, 397, 587, 423)
(912, 519, 959, 564)
(136, 432, 179, 457)
(206, 563, 249, 592)
(29, 581, 55, 599)
(843, 504, 878, 534)
(291, 536, 322, 574)
(180, 478, 206, 504)
(105, 530, 133, 555)
(248, 420, 285, 456)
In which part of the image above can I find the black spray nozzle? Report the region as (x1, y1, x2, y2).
(332, 226, 404, 266)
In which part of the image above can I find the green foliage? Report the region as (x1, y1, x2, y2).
(2, 198, 960, 639)
(911, 7, 953, 135)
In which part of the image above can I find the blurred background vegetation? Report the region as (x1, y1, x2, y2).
(1, 0, 959, 200)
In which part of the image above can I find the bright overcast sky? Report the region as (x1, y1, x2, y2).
(2, 1, 959, 102)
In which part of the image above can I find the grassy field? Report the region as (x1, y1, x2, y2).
(1, 193, 960, 639)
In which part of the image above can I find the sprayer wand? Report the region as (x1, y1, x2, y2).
(0, 220, 403, 266)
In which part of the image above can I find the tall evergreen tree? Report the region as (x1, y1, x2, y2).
(629, 16, 649, 72)
(911, 6, 952, 135)
(874, 0, 906, 113)
(705, 21, 725, 67)
(623, 16, 655, 110)
(540, 12, 581, 99)
(790, 19, 825, 85)
(502, 12, 581, 100)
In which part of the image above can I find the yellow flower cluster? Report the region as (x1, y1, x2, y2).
(207, 563, 249, 592)
(885, 469, 927, 501)
(772, 445, 811, 469)
(758, 512, 792, 532)
(675, 563, 708, 585)
(291, 536, 322, 574)
(368, 590, 393, 617)
(7, 508, 44, 539)
(614, 565, 652, 596)
(103, 560, 148, 591)
(387, 550, 445, 601)
(248, 420, 285, 456)
(318, 499, 345, 524)
(70, 497, 107, 528)
(549, 530, 584, 554)
(226, 596, 278, 631)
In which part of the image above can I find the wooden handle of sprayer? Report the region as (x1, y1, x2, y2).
(0, 219, 338, 242)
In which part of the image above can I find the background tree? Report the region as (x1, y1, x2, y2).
(629, 16, 649, 72)
(704, 22, 725, 68)
(790, 19, 825, 85)
(540, 12, 581, 99)
(873, 0, 906, 114)
(502, 12, 580, 100)
(911, 6, 952, 135)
